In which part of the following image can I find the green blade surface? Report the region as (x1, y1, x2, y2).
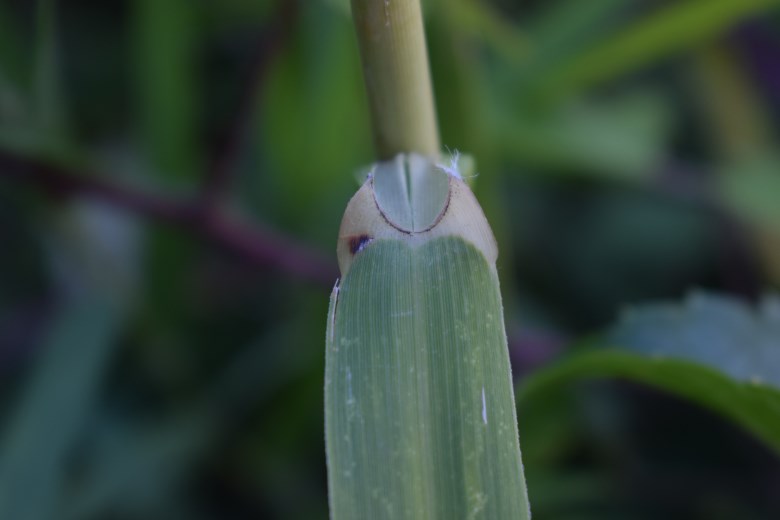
(325, 236, 530, 519)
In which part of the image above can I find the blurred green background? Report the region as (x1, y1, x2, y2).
(2, 0, 780, 518)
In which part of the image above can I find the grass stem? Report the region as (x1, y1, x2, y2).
(351, 0, 440, 158)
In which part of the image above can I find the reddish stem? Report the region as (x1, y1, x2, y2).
(0, 150, 337, 288)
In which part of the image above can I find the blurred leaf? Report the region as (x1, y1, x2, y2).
(0, 119, 42, 157)
(0, 0, 71, 156)
(132, 0, 201, 181)
(260, 2, 371, 230)
(0, 297, 123, 520)
(519, 0, 627, 85)
(719, 152, 780, 229)
(517, 349, 780, 454)
(519, 292, 780, 453)
(68, 315, 318, 519)
(609, 292, 780, 387)
(0, 200, 134, 519)
(67, 413, 210, 520)
(33, 0, 66, 143)
(442, 0, 528, 64)
(542, 0, 780, 100)
(0, 3, 26, 88)
(322, 0, 350, 16)
(130, 0, 203, 346)
(0, 4, 28, 135)
(494, 91, 671, 180)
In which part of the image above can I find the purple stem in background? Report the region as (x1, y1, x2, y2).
(0, 150, 338, 288)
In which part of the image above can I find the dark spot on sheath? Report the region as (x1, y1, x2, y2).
(349, 235, 373, 255)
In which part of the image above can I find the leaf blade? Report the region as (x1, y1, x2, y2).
(542, 0, 780, 99)
(517, 349, 780, 454)
(326, 236, 530, 519)
(0, 297, 123, 520)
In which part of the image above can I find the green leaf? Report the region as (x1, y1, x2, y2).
(441, 0, 529, 64)
(719, 153, 780, 230)
(0, 3, 26, 88)
(0, 0, 71, 155)
(67, 316, 316, 519)
(327, 238, 529, 518)
(132, 0, 200, 181)
(132, 0, 204, 333)
(326, 158, 529, 518)
(494, 91, 671, 180)
(520, 0, 627, 83)
(322, 0, 350, 16)
(66, 413, 210, 520)
(542, 0, 780, 99)
(261, 3, 371, 230)
(517, 349, 780, 454)
(0, 297, 123, 520)
(518, 292, 780, 453)
(610, 292, 780, 387)
(33, 0, 67, 143)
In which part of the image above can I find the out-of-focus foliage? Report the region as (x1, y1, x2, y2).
(519, 290, 780, 461)
(611, 292, 780, 386)
(1, 0, 780, 518)
(0, 297, 122, 520)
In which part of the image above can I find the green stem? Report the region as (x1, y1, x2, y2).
(351, 0, 440, 159)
